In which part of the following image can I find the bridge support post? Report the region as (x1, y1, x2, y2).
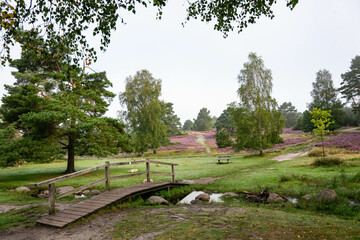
(49, 183, 55, 215)
(105, 161, 110, 191)
(171, 165, 175, 183)
(146, 158, 150, 183)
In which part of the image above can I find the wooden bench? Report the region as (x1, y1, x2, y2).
(217, 155, 231, 164)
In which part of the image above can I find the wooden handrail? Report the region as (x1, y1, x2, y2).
(109, 160, 146, 166)
(109, 172, 147, 180)
(34, 159, 178, 215)
(148, 160, 178, 166)
(33, 164, 107, 187)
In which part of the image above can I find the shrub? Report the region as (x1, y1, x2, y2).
(312, 157, 343, 166)
(351, 172, 360, 183)
(308, 148, 326, 157)
(279, 174, 292, 182)
(215, 129, 233, 148)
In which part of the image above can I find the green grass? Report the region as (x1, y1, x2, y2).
(1, 146, 360, 234)
(0, 205, 47, 230)
(111, 205, 360, 240)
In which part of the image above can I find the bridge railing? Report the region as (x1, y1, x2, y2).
(32, 159, 178, 215)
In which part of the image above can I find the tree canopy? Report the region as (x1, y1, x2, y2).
(193, 108, 214, 131)
(310, 69, 344, 129)
(119, 69, 167, 154)
(215, 109, 235, 134)
(339, 56, 360, 124)
(0, 36, 129, 172)
(162, 102, 181, 137)
(278, 101, 297, 128)
(1, 0, 299, 66)
(183, 119, 194, 131)
(232, 52, 284, 155)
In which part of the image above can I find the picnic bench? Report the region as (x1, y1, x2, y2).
(217, 155, 231, 164)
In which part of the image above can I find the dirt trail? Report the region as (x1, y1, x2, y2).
(339, 127, 360, 133)
(270, 151, 308, 162)
(0, 205, 243, 240)
(195, 134, 211, 153)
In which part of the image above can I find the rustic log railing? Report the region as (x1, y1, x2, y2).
(32, 159, 178, 215)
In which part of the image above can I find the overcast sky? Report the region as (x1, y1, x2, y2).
(1, 0, 359, 124)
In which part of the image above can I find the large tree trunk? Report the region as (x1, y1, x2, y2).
(65, 135, 76, 173)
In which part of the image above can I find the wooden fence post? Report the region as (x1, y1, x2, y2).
(146, 158, 150, 183)
(105, 161, 110, 191)
(171, 165, 175, 183)
(49, 183, 55, 215)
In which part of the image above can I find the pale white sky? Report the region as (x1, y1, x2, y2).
(1, 0, 360, 124)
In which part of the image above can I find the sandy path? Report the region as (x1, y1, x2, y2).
(270, 151, 307, 162)
(339, 127, 360, 133)
(195, 134, 211, 153)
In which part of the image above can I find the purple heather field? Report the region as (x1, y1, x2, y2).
(321, 133, 360, 151)
(155, 128, 315, 154)
(153, 128, 360, 154)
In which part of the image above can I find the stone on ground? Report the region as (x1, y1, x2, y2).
(148, 196, 169, 205)
(190, 199, 202, 204)
(267, 193, 284, 203)
(90, 189, 101, 195)
(142, 179, 154, 183)
(314, 189, 338, 201)
(56, 186, 74, 194)
(15, 186, 31, 192)
(195, 193, 210, 202)
(302, 194, 313, 201)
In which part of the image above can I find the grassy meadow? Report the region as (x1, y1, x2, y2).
(1, 140, 360, 238)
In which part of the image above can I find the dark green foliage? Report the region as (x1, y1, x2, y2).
(312, 157, 343, 167)
(162, 102, 181, 137)
(292, 114, 303, 130)
(193, 108, 213, 131)
(310, 69, 340, 110)
(339, 56, 360, 125)
(278, 102, 297, 128)
(232, 53, 284, 154)
(310, 69, 344, 130)
(0, 34, 129, 172)
(343, 107, 358, 126)
(215, 129, 233, 148)
(1, 1, 299, 66)
(182, 119, 194, 131)
(301, 110, 314, 132)
(215, 109, 235, 134)
(119, 70, 167, 154)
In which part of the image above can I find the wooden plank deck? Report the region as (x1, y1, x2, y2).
(37, 181, 186, 228)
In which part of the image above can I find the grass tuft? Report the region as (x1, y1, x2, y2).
(308, 148, 326, 157)
(312, 157, 343, 167)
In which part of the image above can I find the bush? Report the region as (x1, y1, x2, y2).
(308, 148, 325, 157)
(215, 129, 233, 148)
(312, 157, 343, 166)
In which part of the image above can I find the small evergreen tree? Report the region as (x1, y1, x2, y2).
(215, 129, 233, 148)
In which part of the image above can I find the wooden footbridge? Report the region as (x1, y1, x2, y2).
(33, 159, 186, 228)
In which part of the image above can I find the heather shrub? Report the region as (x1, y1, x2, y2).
(312, 157, 343, 166)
